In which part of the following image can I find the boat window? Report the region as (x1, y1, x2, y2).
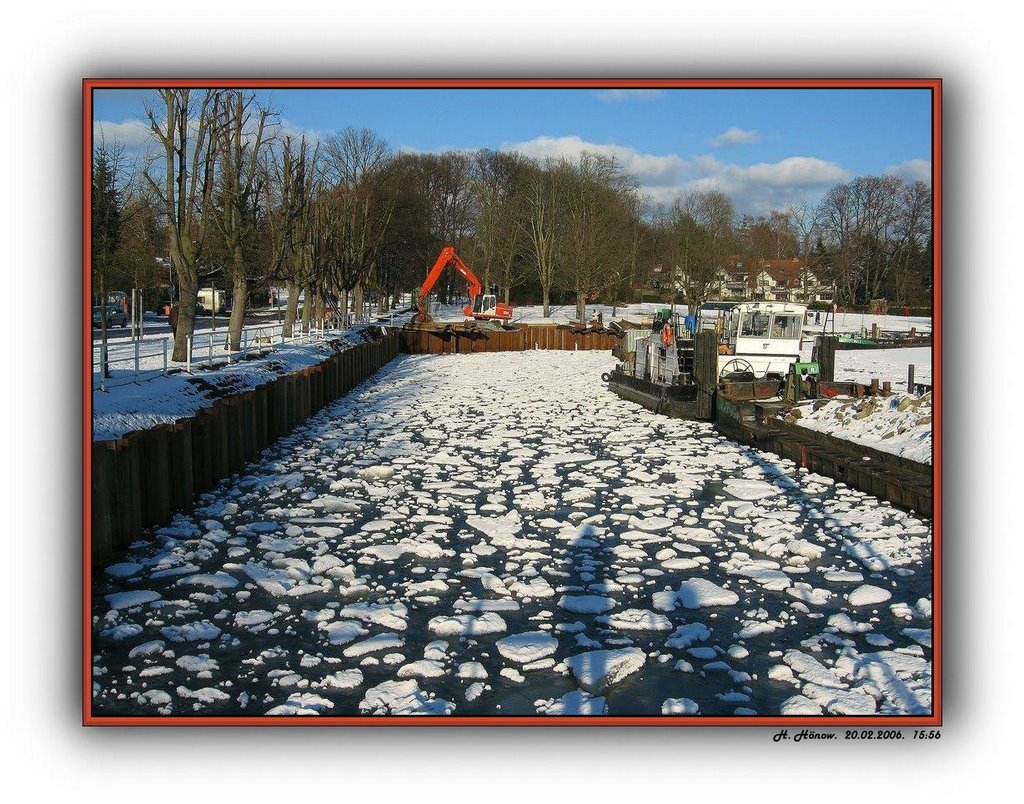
(769, 314, 801, 339)
(740, 312, 771, 337)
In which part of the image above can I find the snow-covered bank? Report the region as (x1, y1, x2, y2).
(785, 392, 933, 465)
(92, 351, 932, 718)
(833, 347, 932, 392)
(92, 331, 371, 441)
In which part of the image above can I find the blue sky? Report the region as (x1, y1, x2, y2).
(93, 86, 933, 215)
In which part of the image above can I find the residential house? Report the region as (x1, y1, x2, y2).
(745, 258, 834, 304)
(636, 258, 832, 305)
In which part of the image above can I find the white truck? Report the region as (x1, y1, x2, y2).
(197, 287, 226, 314)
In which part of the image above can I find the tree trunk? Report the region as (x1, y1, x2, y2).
(340, 288, 349, 328)
(227, 274, 247, 351)
(314, 292, 324, 328)
(576, 292, 586, 323)
(301, 287, 312, 333)
(542, 287, 551, 318)
(172, 272, 198, 362)
(353, 282, 364, 323)
(503, 286, 510, 305)
(283, 281, 300, 338)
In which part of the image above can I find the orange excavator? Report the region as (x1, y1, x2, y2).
(415, 246, 514, 325)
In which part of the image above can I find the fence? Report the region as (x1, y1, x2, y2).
(92, 321, 336, 392)
(92, 338, 169, 391)
(185, 321, 329, 372)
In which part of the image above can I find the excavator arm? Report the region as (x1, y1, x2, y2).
(416, 246, 484, 322)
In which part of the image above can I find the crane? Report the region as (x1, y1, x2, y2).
(415, 246, 514, 324)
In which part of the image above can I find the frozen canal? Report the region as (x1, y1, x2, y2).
(91, 351, 933, 718)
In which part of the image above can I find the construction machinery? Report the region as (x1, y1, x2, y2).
(415, 246, 513, 325)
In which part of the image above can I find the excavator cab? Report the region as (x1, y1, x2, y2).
(473, 293, 498, 317)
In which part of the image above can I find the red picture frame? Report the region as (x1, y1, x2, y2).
(84, 77, 941, 726)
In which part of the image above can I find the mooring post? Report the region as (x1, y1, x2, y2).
(883, 380, 891, 395)
(908, 364, 915, 393)
(816, 335, 837, 382)
(870, 378, 880, 395)
(695, 330, 718, 420)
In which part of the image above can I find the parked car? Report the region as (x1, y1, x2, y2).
(92, 304, 128, 328)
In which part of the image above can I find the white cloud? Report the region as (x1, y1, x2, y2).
(93, 114, 322, 160)
(503, 135, 683, 186)
(93, 119, 152, 148)
(593, 89, 663, 102)
(710, 127, 761, 147)
(503, 135, 849, 214)
(681, 155, 849, 213)
(886, 158, 931, 184)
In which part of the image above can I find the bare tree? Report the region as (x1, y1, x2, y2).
(322, 127, 394, 323)
(211, 91, 277, 350)
(471, 149, 531, 301)
(817, 175, 906, 305)
(265, 135, 317, 337)
(784, 202, 821, 300)
(607, 193, 648, 316)
(671, 189, 735, 313)
(522, 159, 565, 317)
(143, 89, 223, 361)
(556, 152, 639, 321)
(891, 180, 932, 306)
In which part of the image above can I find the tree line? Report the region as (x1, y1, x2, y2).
(92, 89, 934, 361)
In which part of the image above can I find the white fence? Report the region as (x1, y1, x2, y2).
(92, 321, 333, 392)
(92, 338, 170, 391)
(185, 321, 329, 372)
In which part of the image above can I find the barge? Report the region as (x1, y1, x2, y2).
(606, 301, 812, 421)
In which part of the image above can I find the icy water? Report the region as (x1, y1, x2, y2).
(91, 352, 933, 718)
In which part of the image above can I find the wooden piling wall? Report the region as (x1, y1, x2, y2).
(400, 324, 621, 355)
(716, 397, 932, 518)
(91, 333, 401, 564)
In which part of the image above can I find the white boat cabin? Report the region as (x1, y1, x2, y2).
(717, 301, 806, 380)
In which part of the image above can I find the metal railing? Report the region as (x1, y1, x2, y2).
(185, 321, 329, 373)
(93, 337, 170, 391)
(93, 321, 340, 392)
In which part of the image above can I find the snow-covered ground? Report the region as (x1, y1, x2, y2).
(92, 351, 933, 718)
(92, 331, 370, 441)
(787, 345, 934, 463)
(831, 347, 932, 392)
(785, 392, 934, 465)
(433, 300, 932, 338)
